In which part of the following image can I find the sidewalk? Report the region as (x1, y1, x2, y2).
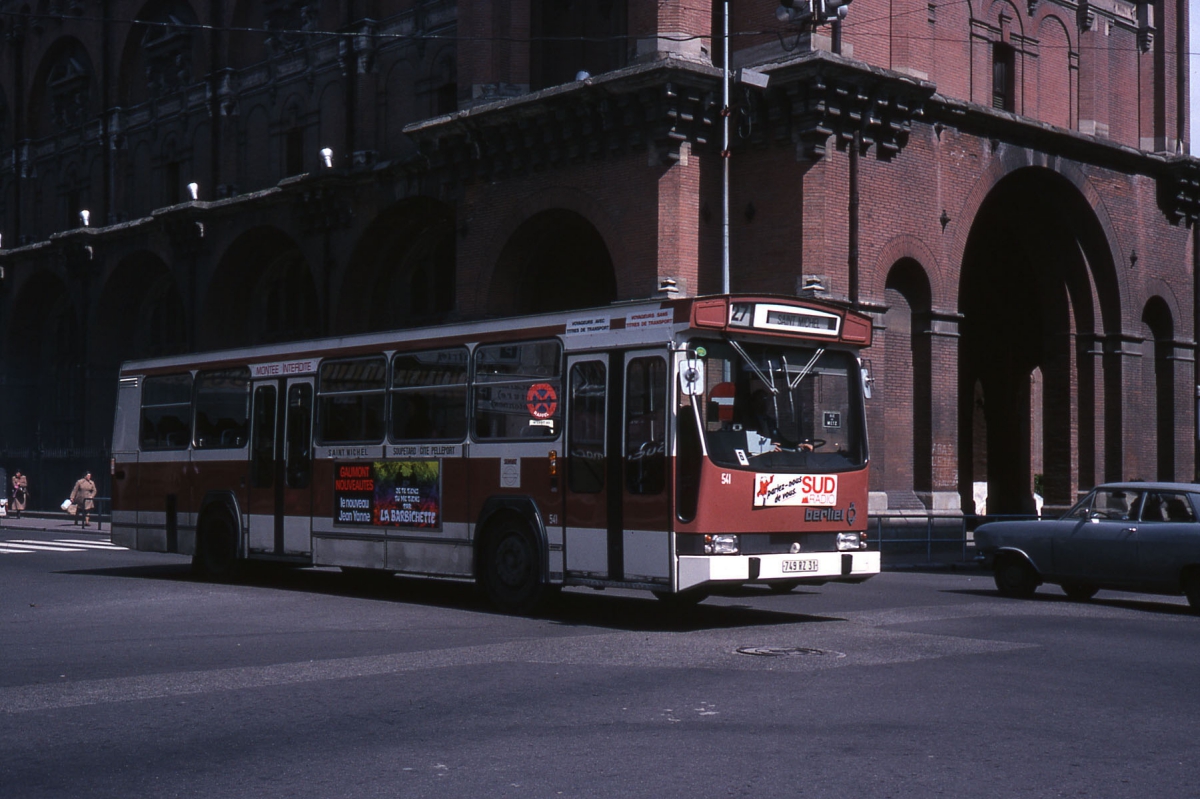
(0, 511, 110, 535)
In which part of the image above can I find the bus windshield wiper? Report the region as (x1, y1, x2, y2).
(785, 349, 823, 390)
(726, 338, 776, 393)
(727, 338, 823, 394)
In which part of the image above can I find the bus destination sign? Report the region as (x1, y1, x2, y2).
(728, 302, 841, 337)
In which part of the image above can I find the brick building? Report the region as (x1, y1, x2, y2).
(0, 0, 1194, 515)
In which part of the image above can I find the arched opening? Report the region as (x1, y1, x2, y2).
(1142, 298, 1175, 481)
(202, 227, 318, 349)
(880, 259, 932, 508)
(959, 167, 1119, 516)
(338, 198, 456, 334)
(1, 271, 81, 506)
(490, 209, 617, 316)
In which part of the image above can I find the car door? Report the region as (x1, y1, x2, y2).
(1134, 491, 1199, 591)
(1053, 487, 1142, 587)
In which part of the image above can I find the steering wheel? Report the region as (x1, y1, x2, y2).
(802, 438, 827, 450)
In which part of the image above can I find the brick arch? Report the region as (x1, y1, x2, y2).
(866, 234, 946, 312)
(1141, 277, 1186, 336)
(201, 225, 318, 349)
(478, 186, 627, 314)
(336, 196, 456, 334)
(949, 150, 1126, 334)
(488, 208, 618, 316)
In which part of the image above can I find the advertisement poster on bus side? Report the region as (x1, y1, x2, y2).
(334, 461, 441, 530)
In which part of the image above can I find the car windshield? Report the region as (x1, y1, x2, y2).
(679, 338, 866, 472)
(1063, 487, 1142, 521)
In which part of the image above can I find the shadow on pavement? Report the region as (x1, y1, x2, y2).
(58, 561, 845, 632)
(942, 586, 1197, 617)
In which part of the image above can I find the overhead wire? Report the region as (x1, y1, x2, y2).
(0, 2, 1193, 56)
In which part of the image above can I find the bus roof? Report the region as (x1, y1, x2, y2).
(119, 294, 872, 375)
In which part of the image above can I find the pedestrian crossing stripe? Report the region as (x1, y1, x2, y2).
(0, 539, 129, 554)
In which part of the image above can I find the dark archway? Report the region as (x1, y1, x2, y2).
(337, 198, 456, 334)
(490, 209, 617, 316)
(1142, 297, 1175, 481)
(881, 259, 933, 508)
(2, 270, 81, 507)
(202, 226, 318, 349)
(91, 251, 188, 461)
(959, 167, 1119, 516)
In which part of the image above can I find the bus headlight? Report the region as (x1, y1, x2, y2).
(837, 532, 867, 551)
(704, 534, 740, 555)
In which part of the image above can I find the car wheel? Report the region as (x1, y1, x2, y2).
(1183, 571, 1200, 613)
(993, 554, 1038, 599)
(1061, 582, 1098, 601)
(481, 519, 546, 614)
(192, 509, 239, 582)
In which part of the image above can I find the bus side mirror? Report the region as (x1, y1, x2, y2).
(861, 363, 873, 399)
(680, 360, 704, 396)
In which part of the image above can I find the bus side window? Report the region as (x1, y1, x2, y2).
(473, 340, 562, 440)
(317, 356, 386, 444)
(193, 368, 250, 449)
(391, 348, 469, 442)
(140, 373, 193, 450)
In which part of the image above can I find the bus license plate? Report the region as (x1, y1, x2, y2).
(782, 558, 819, 573)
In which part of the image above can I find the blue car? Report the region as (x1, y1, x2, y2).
(974, 482, 1200, 610)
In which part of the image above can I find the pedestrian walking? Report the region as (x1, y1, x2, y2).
(70, 471, 97, 528)
(11, 470, 28, 518)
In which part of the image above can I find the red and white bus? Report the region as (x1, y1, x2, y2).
(111, 294, 878, 610)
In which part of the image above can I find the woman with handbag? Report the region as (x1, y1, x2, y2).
(11, 471, 27, 518)
(70, 472, 97, 528)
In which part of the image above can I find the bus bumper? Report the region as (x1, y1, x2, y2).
(677, 551, 880, 591)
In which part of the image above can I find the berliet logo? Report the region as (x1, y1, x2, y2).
(847, 501, 857, 526)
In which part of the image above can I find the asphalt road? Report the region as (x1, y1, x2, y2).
(2, 521, 1198, 798)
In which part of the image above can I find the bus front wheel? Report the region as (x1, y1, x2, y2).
(193, 510, 239, 582)
(481, 520, 546, 614)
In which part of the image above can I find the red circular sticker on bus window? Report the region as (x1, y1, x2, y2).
(526, 383, 558, 419)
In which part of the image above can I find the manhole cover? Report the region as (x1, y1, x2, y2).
(736, 646, 845, 658)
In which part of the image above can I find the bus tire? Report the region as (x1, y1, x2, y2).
(193, 508, 239, 582)
(480, 518, 545, 614)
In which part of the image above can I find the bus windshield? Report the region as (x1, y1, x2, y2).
(683, 338, 867, 472)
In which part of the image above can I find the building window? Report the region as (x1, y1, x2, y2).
(285, 128, 304, 176)
(992, 42, 1015, 112)
(165, 160, 181, 206)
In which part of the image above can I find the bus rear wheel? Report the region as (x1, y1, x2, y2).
(193, 510, 239, 582)
(481, 520, 546, 614)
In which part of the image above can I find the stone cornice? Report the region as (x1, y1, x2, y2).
(404, 57, 722, 183)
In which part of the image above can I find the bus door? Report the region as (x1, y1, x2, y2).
(563, 350, 672, 583)
(620, 351, 672, 583)
(248, 377, 315, 556)
(564, 354, 611, 577)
